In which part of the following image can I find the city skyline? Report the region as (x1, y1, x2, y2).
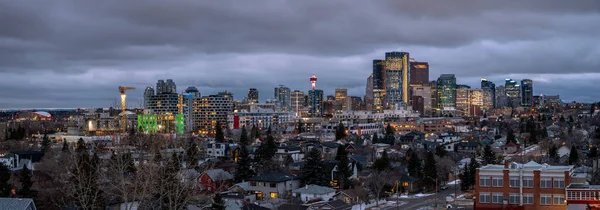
(1, 0, 600, 108)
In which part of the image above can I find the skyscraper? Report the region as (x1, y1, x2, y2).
(194, 92, 233, 134)
(274, 85, 291, 112)
(291, 90, 305, 116)
(384, 51, 410, 107)
(185, 86, 200, 98)
(505, 79, 520, 107)
(429, 81, 438, 114)
(481, 78, 496, 108)
(165, 79, 176, 94)
(455, 85, 471, 116)
(521, 79, 533, 107)
(410, 84, 432, 116)
(495, 85, 508, 107)
(144, 86, 155, 108)
(469, 89, 484, 116)
(372, 60, 385, 90)
(436, 74, 457, 109)
(365, 75, 374, 111)
(335, 88, 348, 113)
(156, 80, 166, 94)
(410, 61, 429, 85)
(248, 88, 259, 103)
(308, 89, 323, 117)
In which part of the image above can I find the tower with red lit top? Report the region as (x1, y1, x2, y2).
(310, 74, 318, 90)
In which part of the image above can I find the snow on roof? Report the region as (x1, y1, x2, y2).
(33, 111, 51, 117)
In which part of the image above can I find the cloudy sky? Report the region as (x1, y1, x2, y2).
(1, 0, 599, 108)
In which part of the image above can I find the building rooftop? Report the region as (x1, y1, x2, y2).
(292, 184, 336, 195)
(567, 183, 600, 190)
(479, 161, 574, 172)
(0, 198, 36, 210)
(247, 172, 296, 182)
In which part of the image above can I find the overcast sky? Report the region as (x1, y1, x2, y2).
(1, 0, 599, 108)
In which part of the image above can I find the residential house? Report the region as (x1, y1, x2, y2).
(307, 199, 352, 210)
(206, 141, 230, 158)
(558, 145, 570, 158)
(456, 141, 482, 153)
(336, 188, 369, 205)
(503, 142, 519, 154)
(197, 169, 234, 192)
(246, 172, 300, 200)
(325, 160, 359, 188)
(304, 141, 339, 160)
(412, 139, 439, 151)
(292, 184, 336, 203)
(275, 146, 303, 163)
(399, 175, 422, 193)
(0, 198, 37, 210)
(436, 132, 461, 143)
(442, 141, 461, 153)
(0, 153, 34, 171)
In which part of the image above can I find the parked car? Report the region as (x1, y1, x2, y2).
(440, 185, 448, 190)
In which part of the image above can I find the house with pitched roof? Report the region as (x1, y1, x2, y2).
(0, 198, 37, 210)
(292, 184, 336, 203)
(197, 169, 234, 192)
(246, 172, 300, 200)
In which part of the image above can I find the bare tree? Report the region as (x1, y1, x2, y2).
(102, 150, 156, 210)
(436, 157, 456, 184)
(60, 153, 104, 210)
(365, 170, 392, 206)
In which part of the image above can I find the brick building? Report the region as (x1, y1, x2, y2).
(475, 161, 574, 210)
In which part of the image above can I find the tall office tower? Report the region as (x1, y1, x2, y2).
(384, 51, 410, 107)
(327, 95, 335, 101)
(505, 79, 521, 107)
(482, 89, 493, 111)
(429, 81, 438, 114)
(323, 99, 335, 116)
(248, 88, 259, 103)
(194, 92, 234, 134)
(372, 60, 385, 90)
(521, 79, 533, 107)
(335, 88, 348, 113)
(291, 90, 305, 116)
(436, 74, 457, 109)
(372, 89, 385, 113)
(308, 89, 324, 117)
(274, 85, 291, 112)
(156, 80, 166, 94)
(184, 86, 200, 98)
(410, 61, 429, 85)
(469, 89, 484, 116)
(410, 84, 432, 116)
(144, 86, 155, 108)
(164, 79, 175, 93)
(365, 75, 374, 111)
(495, 85, 508, 107)
(455, 85, 471, 116)
(481, 78, 496, 107)
(350, 96, 364, 110)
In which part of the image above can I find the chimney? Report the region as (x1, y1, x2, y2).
(504, 160, 510, 169)
(305, 185, 309, 189)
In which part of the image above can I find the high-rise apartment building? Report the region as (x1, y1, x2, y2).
(481, 78, 496, 108)
(184, 87, 200, 98)
(365, 75, 374, 111)
(384, 52, 410, 107)
(165, 79, 176, 94)
(521, 79, 533, 107)
(308, 89, 324, 117)
(410, 84, 432, 116)
(495, 85, 508, 108)
(429, 81, 438, 115)
(436, 74, 457, 109)
(248, 88, 259, 103)
(291, 90, 305, 116)
(146, 93, 179, 114)
(193, 91, 234, 134)
(335, 88, 348, 113)
(505, 79, 521, 107)
(456, 85, 471, 116)
(349, 96, 364, 111)
(469, 89, 484, 116)
(183, 87, 200, 132)
(475, 161, 573, 210)
(372, 60, 385, 90)
(144, 86, 155, 108)
(410, 61, 429, 85)
(274, 85, 291, 112)
(372, 89, 385, 113)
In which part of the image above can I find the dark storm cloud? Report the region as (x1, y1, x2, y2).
(0, 0, 599, 108)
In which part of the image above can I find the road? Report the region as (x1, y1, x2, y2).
(383, 183, 472, 210)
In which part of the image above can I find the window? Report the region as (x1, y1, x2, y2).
(541, 194, 552, 205)
(270, 192, 278, 198)
(567, 191, 579, 200)
(523, 194, 534, 205)
(509, 193, 520, 204)
(492, 177, 503, 187)
(523, 177, 534, 188)
(509, 176, 520, 188)
(540, 178, 552, 188)
(479, 177, 490, 187)
(250, 181, 257, 186)
(553, 178, 565, 188)
(492, 193, 503, 204)
(554, 194, 565, 205)
(270, 183, 276, 188)
(479, 193, 490, 203)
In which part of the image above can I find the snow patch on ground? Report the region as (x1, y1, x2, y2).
(447, 179, 461, 185)
(415, 193, 434, 197)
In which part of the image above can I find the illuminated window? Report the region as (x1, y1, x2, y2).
(270, 192, 278, 198)
(403, 182, 409, 187)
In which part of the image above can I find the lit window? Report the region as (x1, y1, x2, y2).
(270, 192, 278, 198)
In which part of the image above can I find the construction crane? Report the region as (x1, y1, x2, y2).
(119, 86, 135, 133)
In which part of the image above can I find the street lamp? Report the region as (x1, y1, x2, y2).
(426, 176, 438, 209)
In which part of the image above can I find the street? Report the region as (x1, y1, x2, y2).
(383, 183, 472, 210)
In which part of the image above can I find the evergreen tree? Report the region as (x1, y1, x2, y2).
(239, 126, 249, 145)
(384, 124, 395, 145)
(460, 157, 479, 191)
(301, 148, 329, 186)
(569, 115, 574, 123)
(3, 127, 7, 141)
(212, 193, 225, 210)
(335, 122, 347, 140)
(529, 127, 538, 144)
(423, 151, 437, 188)
(407, 150, 421, 178)
(372, 133, 379, 144)
(0, 163, 12, 197)
(435, 145, 447, 158)
(250, 125, 260, 141)
(482, 144, 497, 165)
(560, 115, 566, 123)
(19, 165, 35, 198)
(507, 128, 517, 144)
(548, 144, 558, 161)
(186, 140, 198, 169)
(62, 141, 70, 153)
(335, 145, 352, 189)
(256, 127, 277, 162)
(234, 145, 255, 183)
(76, 138, 86, 153)
(40, 133, 51, 153)
(215, 121, 224, 142)
(284, 155, 294, 166)
(459, 166, 471, 191)
(590, 146, 598, 159)
(569, 146, 579, 165)
(373, 150, 391, 172)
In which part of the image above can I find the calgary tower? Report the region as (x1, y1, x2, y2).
(310, 73, 318, 90)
